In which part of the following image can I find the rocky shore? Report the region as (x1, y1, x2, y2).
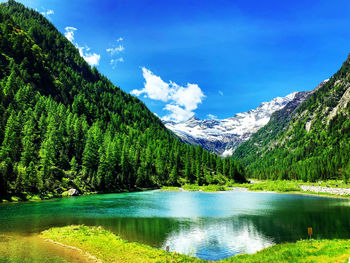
(300, 185, 350, 196)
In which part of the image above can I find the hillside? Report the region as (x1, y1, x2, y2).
(233, 56, 350, 182)
(0, 1, 245, 200)
(164, 92, 298, 156)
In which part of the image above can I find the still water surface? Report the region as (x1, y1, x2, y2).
(1, 190, 350, 261)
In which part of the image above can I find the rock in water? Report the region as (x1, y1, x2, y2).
(67, 188, 79, 196)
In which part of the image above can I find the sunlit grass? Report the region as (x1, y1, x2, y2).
(181, 184, 227, 192)
(41, 226, 350, 263)
(246, 180, 300, 192)
(222, 239, 350, 263)
(161, 184, 228, 192)
(161, 186, 181, 191)
(41, 225, 202, 263)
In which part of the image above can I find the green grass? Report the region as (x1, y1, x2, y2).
(226, 182, 251, 188)
(246, 179, 350, 190)
(222, 239, 350, 263)
(40, 225, 350, 263)
(161, 184, 228, 192)
(246, 180, 300, 192)
(201, 184, 227, 192)
(182, 184, 227, 192)
(161, 186, 181, 191)
(181, 184, 201, 191)
(41, 225, 202, 263)
(230, 179, 350, 198)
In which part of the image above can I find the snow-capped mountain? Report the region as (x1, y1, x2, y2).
(164, 92, 300, 156)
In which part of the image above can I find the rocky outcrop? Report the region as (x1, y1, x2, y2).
(67, 188, 79, 196)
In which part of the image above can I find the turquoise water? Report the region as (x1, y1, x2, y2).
(1, 190, 350, 260)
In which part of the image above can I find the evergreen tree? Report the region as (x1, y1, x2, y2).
(0, 1, 247, 200)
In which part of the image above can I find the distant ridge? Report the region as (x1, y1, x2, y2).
(164, 91, 301, 156)
(232, 54, 350, 181)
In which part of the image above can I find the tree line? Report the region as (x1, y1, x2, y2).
(0, 1, 246, 200)
(233, 53, 350, 182)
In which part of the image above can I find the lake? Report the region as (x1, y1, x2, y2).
(1, 190, 350, 261)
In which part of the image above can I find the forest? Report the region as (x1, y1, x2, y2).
(0, 1, 246, 200)
(233, 53, 350, 182)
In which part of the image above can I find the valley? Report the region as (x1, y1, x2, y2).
(0, 0, 350, 262)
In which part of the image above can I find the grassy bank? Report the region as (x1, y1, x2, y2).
(5, 179, 350, 203)
(162, 180, 350, 199)
(40, 225, 350, 263)
(244, 180, 350, 198)
(246, 180, 300, 192)
(223, 239, 350, 263)
(1, 187, 159, 203)
(161, 184, 228, 192)
(41, 225, 201, 263)
(246, 179, 350, 190)
(161, 181, 299, 193)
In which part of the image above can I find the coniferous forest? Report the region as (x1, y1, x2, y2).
(0, 1, 246, 200)
(233, 54, 350, 182)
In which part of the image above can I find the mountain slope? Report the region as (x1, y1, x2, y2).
(233, 56, 350, 181)
(0, 1, 245, 200)
(164, 92, 299, 156)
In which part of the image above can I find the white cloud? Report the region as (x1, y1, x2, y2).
(106, 45, 124, 55)
(64, 27, 100, 67)
(110, 58, 124, 69)
(131, 68, 205, 122)
(207, 114, 217, 119)
(131, 68, 171, 101)
(64, 26, 77, 42)
(162, 104, 195, 122)
(219, 90, 224, 96)
(83, 53, 100, 67)
(106, 38, 125, 69)
(41, 9, 54, 17)
(171, 83, 204, 111)
(110, 58, 124, 64)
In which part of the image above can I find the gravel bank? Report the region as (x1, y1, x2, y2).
(300, 185, 350, 196)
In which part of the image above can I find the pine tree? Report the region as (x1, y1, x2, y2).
(20, 111, 37, 166)
(39, 114, 58, 182)
(0, 111, 21, 162)
(196, 163, 204, 186)
(25, 161, 42, 193)
(82, 123, 102, 181)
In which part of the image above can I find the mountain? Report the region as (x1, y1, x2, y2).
(232, 55, 350, 182)
(164, 92, 300, 156)
(0, 1, 246, 200)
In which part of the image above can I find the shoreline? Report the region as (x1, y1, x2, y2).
(3, 182, 350, 204)
(161, 185, 350, 199)
(0, 187, 159, 204)
(43, 237, 102, 263)
(38, 225, 350, 263)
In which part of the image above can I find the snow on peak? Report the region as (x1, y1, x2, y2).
(164, 91, 299, 156)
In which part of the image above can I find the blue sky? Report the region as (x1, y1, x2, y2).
(5, 0, 350, 121)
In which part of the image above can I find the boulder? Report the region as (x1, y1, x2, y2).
(67, 188, 79, 196)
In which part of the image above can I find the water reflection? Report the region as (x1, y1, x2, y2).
(1, 191, 350, 260)
(162, 217, 274, 260)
